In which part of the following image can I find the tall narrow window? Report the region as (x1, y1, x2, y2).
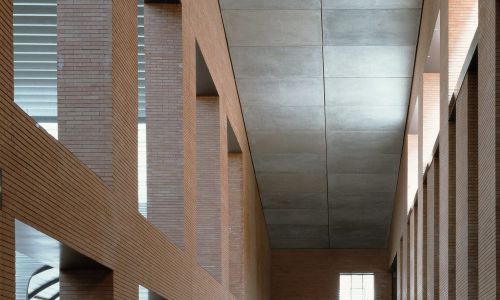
(138, 0, 147, 217)
(13, 0, 58, 138)
(339, 273, 374, 300)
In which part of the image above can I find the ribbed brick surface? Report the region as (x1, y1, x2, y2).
(57, 0, 114, 186)
(448, 0, 478, 99)
(60, 269, 114, 300)
(410, 209, 418, 300)
(0, 0, 271, 299)
(229, 153, 244, 298)
(144, 3, 184, 247)
(478, 0, 499, 298)
(417, 180, 427, 300)
(455, 72, 479, 300)
(196, 97, 221, 282)
(271, 249, 391, 300)
(426, 159, 440, 300)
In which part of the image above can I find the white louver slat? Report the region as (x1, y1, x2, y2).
(13, 0, 57, 121)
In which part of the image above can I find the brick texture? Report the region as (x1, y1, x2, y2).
(229, 153, 244, 299)
(455, 72, 479, 299)
(196, 96, 222, 283)
(426, 159, 440, 300)
(57, 0, 114, 186)
(0, 0, 271, 299)
(478, 0, 499, 298)
(271, 249, 391, 300)
(144, 3, 184, 247)
(410, 209, 418, 300)
(60, 269, 114, 300)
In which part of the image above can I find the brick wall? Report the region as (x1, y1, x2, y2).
(0, 0, 271, 299)
(229, 152, 244, 298)
(478, 0, 499, 299)
(271, 249, 391, 300)
(455, 72, 479, 299)
(60, 269, 114, 300)
(410, 209, 417, 300)
(196, 97, 222, 282)
(57, 0, 114, 186)
(144, 3, 184, 247)
(426, 159, 440, 300)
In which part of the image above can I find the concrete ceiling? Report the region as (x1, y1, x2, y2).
(220, 0, 421, 248)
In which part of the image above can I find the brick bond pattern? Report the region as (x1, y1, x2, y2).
(426, 159, 440, 300)
(478, 0, 500, 299)
(271, 250, 392, 300)
(455, 72, 479, 299)
(0, 0, 271, 299)
(144, 3, 185, 248)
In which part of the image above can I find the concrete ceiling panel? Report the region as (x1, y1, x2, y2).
(220, 0, 322, 10)
(223, 10, 322, 46)
(231, 46, 323, 78)
(268, 225, 329, 248)
(248, 130, 326, 154)
(265, 209, 329, 225)
(238, 78, 324, 106)
(323, 9, 420, 46)
(324, 46, 415, 77)
(257, 173, 327, 193)
(322, 0, 422, 9)
(253, 153, 326, 173)
(328, 153, 400, 174)
(220, 0, 420, 248)
(327, 131, 403, 155)
(243, 105, 325, 131)
(262, 192, 328, 209)
(326, 106, 407, 132)
(325, 77, 411, 106)
(328, 192, 394, 209)
(328, 173, 397, 194)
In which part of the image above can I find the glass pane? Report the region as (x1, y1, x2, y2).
(351, 275, 363, 289)
(340, 274, 352, 291)
(352, 289, 363, 300)
(363, 274, 374, 290)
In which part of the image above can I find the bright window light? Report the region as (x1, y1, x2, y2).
(339, 273, 374, 300)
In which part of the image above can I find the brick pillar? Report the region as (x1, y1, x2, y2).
(229, 153, 243, 299)
(196, 97, 221, 282)
(60, 269, 113, 300)
(0, 213, 14, 300)
(478, 0, 499, 298)
(57, 0, 138, 203)
(398, 242, 402, 300)
(402, 223, 410, 300)
(417, 181, 427, 300)
(0, 0, 13, 106)
(455, 72, 479, 299)
(410, 209, 417, 300)
(144, 3, 184, 247)
(426, 158, 440, 300)
(0, 1, 14, 298)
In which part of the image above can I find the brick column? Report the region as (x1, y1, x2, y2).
(417, 181, 427, 300)
(0, 0, 13, 105)
(60, 269, 113, 300)
(410, 209, 418, 300)
(0, 1, 14, 298)
(455, 72, 479, 299)
(229, 153, 243, 298)
(57, 0, 138, 203)
(144, 3, 184, 247)
(478, 0, 499, 298)
(402, 223, 409, 299)
(426, 158, 440, 300)
(0, 213, 14, 300)
(196, 97, 221, 282)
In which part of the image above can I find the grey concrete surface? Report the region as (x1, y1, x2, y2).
(220, 0, 420, 248)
